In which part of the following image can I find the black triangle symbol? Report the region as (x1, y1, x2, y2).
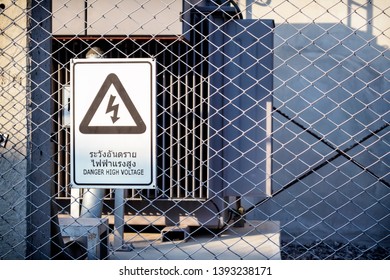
(79, 73, 146, 134)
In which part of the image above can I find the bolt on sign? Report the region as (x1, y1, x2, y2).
(70, 58, 156, 189)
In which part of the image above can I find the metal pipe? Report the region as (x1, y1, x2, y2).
(80, 188, 105, 218)
(80, 46, 105, 218)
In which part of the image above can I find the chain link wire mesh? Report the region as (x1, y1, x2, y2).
(0, 0, 389, 260)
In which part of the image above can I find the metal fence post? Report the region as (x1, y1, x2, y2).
(26, 0, 53, 259)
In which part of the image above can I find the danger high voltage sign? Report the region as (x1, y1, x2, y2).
(70, 58, 156, 189)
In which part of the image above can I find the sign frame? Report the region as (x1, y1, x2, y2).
(70, 58, 156, 189)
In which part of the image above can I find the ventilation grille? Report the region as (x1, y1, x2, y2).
(53, 37, 209, 201)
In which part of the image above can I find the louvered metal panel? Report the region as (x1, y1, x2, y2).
(53, 37, 209, 204)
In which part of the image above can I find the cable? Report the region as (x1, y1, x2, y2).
(228, 0, 243, 19)
(215, 0, 243, 20)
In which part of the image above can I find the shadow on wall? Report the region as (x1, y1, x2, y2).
(248, 22, 389, 247)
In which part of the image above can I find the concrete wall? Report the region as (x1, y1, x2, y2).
(0, 0, 28, 259)
(240, 0, 389, 47)
(240, 0, 389, 246)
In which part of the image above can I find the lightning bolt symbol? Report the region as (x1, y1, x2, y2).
(106, 95, 120, 123)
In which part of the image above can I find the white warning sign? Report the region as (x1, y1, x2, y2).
(70, 58, 156, 188)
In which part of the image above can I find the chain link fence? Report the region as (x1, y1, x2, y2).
(0, 0, 389, 260)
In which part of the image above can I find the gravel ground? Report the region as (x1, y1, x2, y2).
(281, 241, 389, 260)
